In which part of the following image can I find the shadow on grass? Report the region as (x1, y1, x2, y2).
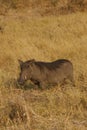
(4, 77, 76, 91)
(3, 78, 37, 90)
(17, 83, 37, 90)
(16, 83, 53, 91)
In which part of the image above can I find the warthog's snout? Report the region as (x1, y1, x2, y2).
(17, 78, 25, 85)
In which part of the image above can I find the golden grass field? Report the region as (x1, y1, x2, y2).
(0, 6, 87, 130)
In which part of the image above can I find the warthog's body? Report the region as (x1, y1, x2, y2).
(18, 59, 74, 88)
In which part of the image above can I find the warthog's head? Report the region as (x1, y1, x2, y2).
(18, 59, 35, 85)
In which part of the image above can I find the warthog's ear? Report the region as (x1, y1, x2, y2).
(30, 59, 35, 62)
(29, 59, 35, 68)
(18, 59, 23, 66)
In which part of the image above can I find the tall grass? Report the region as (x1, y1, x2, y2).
(0, 12, 87, 130)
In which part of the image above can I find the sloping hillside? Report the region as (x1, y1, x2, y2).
(0, 6, 87, 130)
(0, 0, 87, 16)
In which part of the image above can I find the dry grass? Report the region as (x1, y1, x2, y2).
(0, 10, 87, 130)
(0, 0, 87, 16)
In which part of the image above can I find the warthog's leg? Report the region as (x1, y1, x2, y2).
(39, 81, 47, 90)
(61, 75, 75, 87)
(67, 75, 75, 87)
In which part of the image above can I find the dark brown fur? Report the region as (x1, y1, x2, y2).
(18, 59, 74, 88)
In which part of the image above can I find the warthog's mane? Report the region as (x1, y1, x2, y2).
(35, 59, 71, 71)
(21, 59, 71, 71)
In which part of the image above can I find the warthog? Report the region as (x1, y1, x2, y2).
(18, 59, 74, 88)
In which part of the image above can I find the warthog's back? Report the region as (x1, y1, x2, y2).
(35, 59, 73, 71)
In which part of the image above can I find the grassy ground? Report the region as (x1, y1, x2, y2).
(0, 11, 87, 130)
